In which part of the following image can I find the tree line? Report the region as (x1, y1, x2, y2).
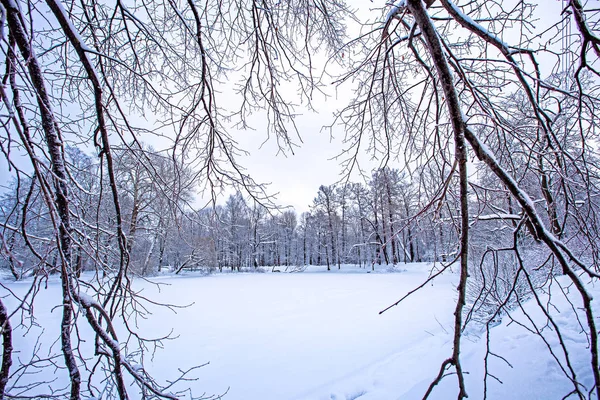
(1, 149, 459, 275)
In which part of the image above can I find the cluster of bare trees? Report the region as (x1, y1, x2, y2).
(161, 166, 453, 273)
(0, 0, 600, 398)
(295, 168, 455, 270)
(1, 146, 190, 279)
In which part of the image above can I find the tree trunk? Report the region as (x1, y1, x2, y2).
(386, 179, 398, 265)
(3, 4, 82, 397)
(407, 1, 469, 397)
(377, 192, 390, 265)
(0, 297, 13, 397)
(303, 228, 307, 266)
(141, 232, 157, 276)
(127, 177, 141, 255)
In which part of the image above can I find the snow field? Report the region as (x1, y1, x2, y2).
(3, 263, 598, 399)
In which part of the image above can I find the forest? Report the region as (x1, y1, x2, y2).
(1, 0, 600, 399)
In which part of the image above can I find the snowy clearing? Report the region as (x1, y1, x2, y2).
(4, 263, 597, 399)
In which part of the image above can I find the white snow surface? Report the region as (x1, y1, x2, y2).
(3, 263, 597, 399)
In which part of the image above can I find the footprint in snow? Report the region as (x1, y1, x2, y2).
(345, 390, 367, 400)
(328, 390, 367, 400)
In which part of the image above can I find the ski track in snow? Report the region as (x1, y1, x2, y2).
(1, 263, 598, 399)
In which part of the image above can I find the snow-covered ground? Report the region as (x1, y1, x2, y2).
(3, 263, 597, 399)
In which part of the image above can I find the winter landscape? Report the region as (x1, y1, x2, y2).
(1, 0, 600, 399)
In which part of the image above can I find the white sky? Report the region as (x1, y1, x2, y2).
(235, 109, 353, 212)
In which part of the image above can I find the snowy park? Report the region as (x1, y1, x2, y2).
(2, 0, 600, 398)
